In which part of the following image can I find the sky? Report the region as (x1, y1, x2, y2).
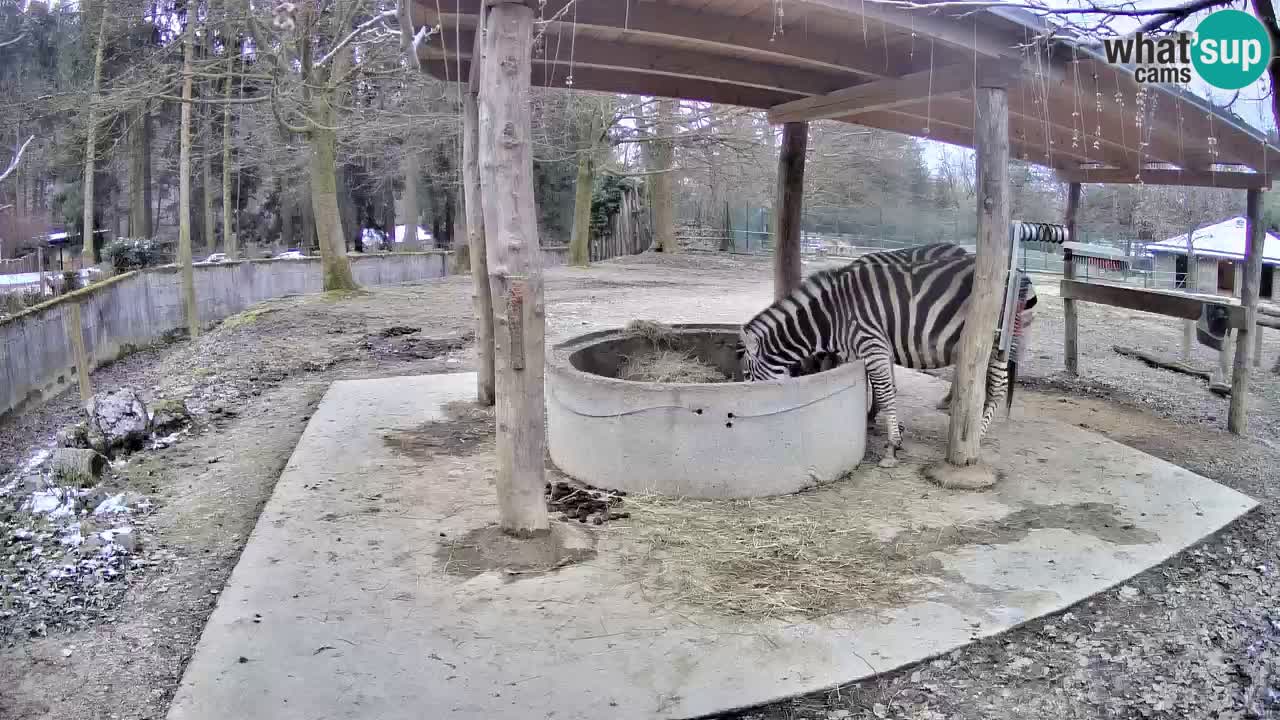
(917, 0, 1278, 170)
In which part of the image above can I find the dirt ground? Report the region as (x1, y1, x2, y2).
(2, 251, 1280, 720)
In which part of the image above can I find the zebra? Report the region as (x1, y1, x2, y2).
(783, 242, 969, 423)
(738, 252, 1038, 467)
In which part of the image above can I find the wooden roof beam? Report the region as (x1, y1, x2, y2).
(800, 0, 1021, 59)
(443, 29, 854, 98)
(1057, 167, 1274, 189)
(767, 64, 975, 124)
(421, 1, 920, 81)
(420, 59, 804, 109)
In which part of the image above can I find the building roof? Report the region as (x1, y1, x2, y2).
(413, 0, 1280, 186)
(1146, 217, 1280, 265)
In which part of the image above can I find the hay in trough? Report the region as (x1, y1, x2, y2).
(616, 492, 940, 620)
(618, 318, 732, 383)
(624, 318, 680, 347)
(618, 349, 729, 384)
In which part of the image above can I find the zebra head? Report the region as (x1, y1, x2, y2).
(739, 288, 833, 381)
(736, 327, 787, 381)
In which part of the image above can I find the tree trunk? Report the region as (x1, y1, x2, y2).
(1063, 182, 1081, 374)
(773, 121, 807, 299)
(202, 106, 216, 254)
(308, 119, 359, 290)
(478, 1, 548, 536)
(399, 149, 420, 249)
(945, 84, 1011, 468)
(568, 142, 595, 266)
(222, 73, 236, 258)
(81, 6, 108, 264)
(463, 72, 495, 405)
(128, 108, 153, 238)
(178, 22, 200, 338)
(1229, 189, 1265, 434)
(649, 99, 676, 252)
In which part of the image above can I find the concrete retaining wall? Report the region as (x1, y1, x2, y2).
(0, 245, 602, 418)
(2, 253, 451, 417)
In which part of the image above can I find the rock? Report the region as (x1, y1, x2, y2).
(22, 474, 49, 493)
(56, 423, 91, 449)
(87, 388, 150, 455)
(149, 398, 191, 434)
(86, 426, 109, 455)
(49, 448, 109, 487)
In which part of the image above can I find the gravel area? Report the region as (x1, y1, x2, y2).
(2, 251, 1279, 720)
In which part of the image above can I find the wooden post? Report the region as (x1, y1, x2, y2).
(37, 246, 46, 296)
(1254, 327, 1264, 368)
(1229, 188, 1265, 433)
(773, 121, 808, 300)
(463, 20, 496, 407)
(477, 0, 549, 536)
(945, 83, 1011, 468)
(1063, 182, 1081, 375)
(63, 302, 92, 404)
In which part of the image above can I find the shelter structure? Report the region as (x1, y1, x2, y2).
(1147, 217, 1280, 299)
(409, 0, 1280, 534)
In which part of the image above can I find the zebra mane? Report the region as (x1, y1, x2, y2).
(742, 267, 841, 338)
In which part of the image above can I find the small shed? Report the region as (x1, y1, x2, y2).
(1147, 217, 1280, 299)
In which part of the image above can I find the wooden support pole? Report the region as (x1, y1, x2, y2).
(773, 121, 807, 300)
(1254, 327, 1264, 368)
(1062, 182, 1082, 375)
(63, 302, 92, 405)
(1229, 188, 1265, 434)
(477, 0, 549, 536)
(463, 22, 496, 407)
(945, 84, 1011, 467)
(37, 246, 46, 296)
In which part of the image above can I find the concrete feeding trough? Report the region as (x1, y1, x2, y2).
(546, 323, 867, 498)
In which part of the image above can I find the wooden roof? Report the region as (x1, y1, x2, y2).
(413, 0, 1280, 188)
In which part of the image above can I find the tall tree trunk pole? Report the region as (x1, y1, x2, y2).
(463, 26, 495, 406)
(178, 21, 200, 339)
(81, 6, 108, 265)
(568, 112, 599, 267)
(773, 121, 807, 300)
(222, 71, 236, 258)
(1062, 182, 1081, 374)
(945, 79, 1012, 468)
(478, 0, 549, 536)
(1229, 189, 1265, 434)
(202, 108, 216, 254)
(650, 99, 676, 252)
(399, 149, 420, 249)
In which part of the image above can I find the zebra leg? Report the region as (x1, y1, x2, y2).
(936, 385, 952, 413)
(979, 349, 1009, 437)
(864, 358, 902, 468)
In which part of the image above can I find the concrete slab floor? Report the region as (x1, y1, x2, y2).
(166, 371, 1257, 720)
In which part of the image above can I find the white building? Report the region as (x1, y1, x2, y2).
(1145, 217, 1280, 300)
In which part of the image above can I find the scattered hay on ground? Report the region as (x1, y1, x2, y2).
(617, 492, 935, 619)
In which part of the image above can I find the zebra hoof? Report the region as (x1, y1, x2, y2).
(878, 456, 900, 469)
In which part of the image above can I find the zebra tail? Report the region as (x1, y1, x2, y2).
(1006, 358, 1018, 415)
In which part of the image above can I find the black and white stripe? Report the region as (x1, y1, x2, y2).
(739, 248, 1037, 466)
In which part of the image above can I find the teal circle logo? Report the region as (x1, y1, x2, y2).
(1191, 9, 1273, 90)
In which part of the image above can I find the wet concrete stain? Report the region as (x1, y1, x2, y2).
(382, 400, 495, 460)
(888, 502, 1159, 561)
(433, 524, 598, 581)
